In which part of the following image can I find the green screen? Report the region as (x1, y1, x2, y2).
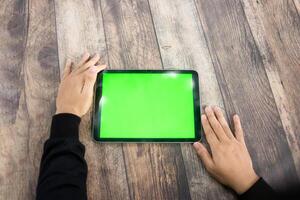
(99, 72, 195, 139)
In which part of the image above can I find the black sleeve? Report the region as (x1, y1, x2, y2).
(240, 177, 300, 200)
(239, 178, 277, 200)
(36, 113, 88, 200)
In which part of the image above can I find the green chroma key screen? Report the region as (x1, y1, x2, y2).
(92, 70, 201, 142)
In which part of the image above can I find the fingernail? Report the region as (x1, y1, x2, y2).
(201, 114, 206, 120)
(193, 142, 200, 149)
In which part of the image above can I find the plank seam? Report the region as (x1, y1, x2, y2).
(292, 0, 300, 19)
(23, 1, 36, 197)
(53, 0, 61, 79)
(175, 146, 192, 200)
(99, 0, 111, 67)
(121, 144, 133, 200)
(146, 0, 164, 69)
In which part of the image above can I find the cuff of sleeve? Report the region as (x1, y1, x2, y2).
(240, 177, 275, 200)
(50, 113, 81, 139)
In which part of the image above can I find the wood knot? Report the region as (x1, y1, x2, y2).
(7, 14, 26, 38)
(7, 0, 27, 38)
(38, 45, 58, 69)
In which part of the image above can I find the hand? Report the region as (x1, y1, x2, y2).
(55, 53, 106, 117)
(193, 106, 259, 194)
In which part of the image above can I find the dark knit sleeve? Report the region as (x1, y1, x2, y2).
(239, 178, 277, 200)
(36, 113, 88, 200)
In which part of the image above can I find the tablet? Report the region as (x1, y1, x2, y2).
(92, 70, 201, 142)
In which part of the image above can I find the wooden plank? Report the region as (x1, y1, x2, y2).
(0, 0, 29, 198)
(54, 1, 130, 199)
(0, 0, 27, 125)
(24, 0, 60, 198)
(0, 0, 59, 199)
(194, 0, 299, 192)
(101, 0, 191, 199)
(148, 0, 235, 199)
(241, 0, 300, 178)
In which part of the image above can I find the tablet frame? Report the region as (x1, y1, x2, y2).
(92, 69, 201, 143)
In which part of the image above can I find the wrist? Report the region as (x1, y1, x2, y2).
(234, 171, 259, 194)
(55, 107, 81, 118)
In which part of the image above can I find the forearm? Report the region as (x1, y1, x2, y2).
(36, 114, 88, 200)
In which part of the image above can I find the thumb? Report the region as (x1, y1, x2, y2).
(193, 142, 214, 171)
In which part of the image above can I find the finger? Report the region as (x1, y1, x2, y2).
(83, 65, 106, 91)
(193, 142, 214, 171)
(76, 53, 100, 74)
(93, 64, 106, 73)
(213, 106, 234, 139)
(205, 106, 228, 142)
(75, 52, 90, 70)
(233, 115, 245, 144)
(202, 114, 219, 147)
(62, 59, 72, 79)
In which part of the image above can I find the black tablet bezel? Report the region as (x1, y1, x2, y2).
(92, 69, 201, 142)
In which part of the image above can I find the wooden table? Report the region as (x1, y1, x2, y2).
(1, 0, 299, 199)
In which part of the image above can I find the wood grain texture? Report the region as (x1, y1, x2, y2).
(101, 0, 190, 199)
(0, 0, 59, 199)
(148, 0, 234, 199)
(54, 0, 130, 199)
(24, 0, 60, 198)
(241, 0, 300, 177)
(0, 0, 29, 197)
(0, 0, 27, 125)
(194, 0, 299, 192)
(0, 0, 299, 199)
